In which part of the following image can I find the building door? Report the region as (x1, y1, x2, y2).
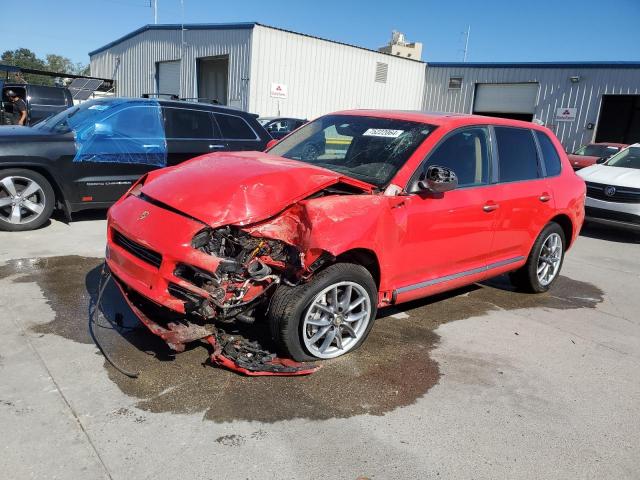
(595, 95, 640, 144)
(156, 60, 181, 97)
(473, 83, 539, 121)
(197, 56, 229, 105)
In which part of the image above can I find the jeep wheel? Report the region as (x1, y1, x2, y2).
(268, 263, 378, 361)
(0, 169, 55, 232)
(510, 222, 565, 293)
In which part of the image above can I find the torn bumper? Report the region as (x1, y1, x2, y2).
(111, 270, 319, 376)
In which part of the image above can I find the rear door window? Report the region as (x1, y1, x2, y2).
(495, 127, 541, 182)
(534, 131, 562, 176)
(163, 107, 217, 139)
(29, 86, 67, 105)
(215, 113, 257, 140)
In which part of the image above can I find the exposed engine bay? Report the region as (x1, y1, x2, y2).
(178, 226, 305, 321)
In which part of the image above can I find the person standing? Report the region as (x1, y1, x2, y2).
(6, 90, 27, 126)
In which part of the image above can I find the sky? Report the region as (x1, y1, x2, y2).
(3, 0, 640, 65)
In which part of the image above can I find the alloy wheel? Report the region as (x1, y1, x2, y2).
(302, 281, 372, 359)
(0, 176, 47, 225)
(537, 232, 563, 286)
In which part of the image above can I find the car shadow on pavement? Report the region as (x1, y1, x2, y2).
(52, 209, 107, 224)
(579, 223, 640, 244)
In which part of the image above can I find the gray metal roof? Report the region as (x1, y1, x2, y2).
(88, 22, 425, 63)
(427, 61, 640, 69)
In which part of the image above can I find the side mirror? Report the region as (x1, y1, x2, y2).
(417, 165, 458, 193)
(596, 157, 607, 164)
(93, 122, 113, 137)
(265, 138, 279, 150)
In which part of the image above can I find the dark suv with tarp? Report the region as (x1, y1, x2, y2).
(0, 97, 271, 231)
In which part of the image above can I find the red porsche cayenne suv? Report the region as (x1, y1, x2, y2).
(106, 111, 585, 363)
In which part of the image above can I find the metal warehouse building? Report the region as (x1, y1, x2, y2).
(90, 24, 640, 151)
(89, 22, 426, 119)
(423, 62, 640, 151)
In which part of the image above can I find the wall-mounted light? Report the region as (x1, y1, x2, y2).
(569, 75, 581, 83)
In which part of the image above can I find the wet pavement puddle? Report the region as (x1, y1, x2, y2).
(0, 255, 603, 423)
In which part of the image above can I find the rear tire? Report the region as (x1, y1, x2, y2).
(268, 263, 378, 361)
(0, 169, 55, 232)
(510, 222, 565, 293)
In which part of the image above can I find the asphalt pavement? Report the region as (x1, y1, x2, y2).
(1, 213, 639, 479)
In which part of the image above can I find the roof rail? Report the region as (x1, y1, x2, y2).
(141, 92, 179, 100)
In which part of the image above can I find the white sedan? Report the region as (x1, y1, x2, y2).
(577, 143, 640, 232)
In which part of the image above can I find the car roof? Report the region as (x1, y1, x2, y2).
(259, 117, 306, 121)
(331, 109, 543, 129)
(89, 96, 249, 115)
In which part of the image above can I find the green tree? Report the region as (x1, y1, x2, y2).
(45, 54, 74, 74)
(2, 48, 91, 85)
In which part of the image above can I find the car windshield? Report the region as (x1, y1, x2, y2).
(267, 114, 434, 187)
(605, 146, 640, 169)
(34, 99, 122, 134)
(574, 144, 620, 157)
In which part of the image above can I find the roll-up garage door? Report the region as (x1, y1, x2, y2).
(157, 60, 181, 96)
(473, 83, 539, 121)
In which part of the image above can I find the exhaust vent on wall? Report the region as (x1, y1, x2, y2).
(375, 62, 389, 83)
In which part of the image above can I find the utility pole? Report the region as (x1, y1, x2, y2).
(154, 0, 158, 24)
(463, 25, 470, 62)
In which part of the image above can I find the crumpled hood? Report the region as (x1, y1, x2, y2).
(140, 151, 373, 226)
(577, 164, 640, 189)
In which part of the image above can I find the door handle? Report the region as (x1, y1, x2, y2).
(483, 202, 499, 212)
(209, 144, 225, 149)
(539, 194, 552, 202)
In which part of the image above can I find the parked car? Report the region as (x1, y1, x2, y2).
(106, 111, 585, 363)
(1, 83, 73, 126)
(258, 117, 307, 140)
(0, 97, 270, 231)
(567, 142, 626, 170)
(577, 143, 640, 231)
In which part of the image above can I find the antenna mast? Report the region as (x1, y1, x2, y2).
(463, 25, 470, 62)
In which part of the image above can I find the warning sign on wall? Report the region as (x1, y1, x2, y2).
(555, 107, 577, 122)
(270, 83, 288, 99)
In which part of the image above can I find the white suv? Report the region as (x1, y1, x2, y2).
(577, 143, 640, 231)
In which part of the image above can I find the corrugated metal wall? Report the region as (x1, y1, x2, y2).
(249, 25, 425, 119)
(90, 28, 252, 110)
(423, 65, 640, 151)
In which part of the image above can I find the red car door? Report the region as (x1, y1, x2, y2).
(488, 126, 557, 265)
(392, 126, 500, 302)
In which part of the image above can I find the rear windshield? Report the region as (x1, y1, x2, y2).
(605, 146, 640, 170)
(574, 144, 620, 157)
(267, 114, 434, 187)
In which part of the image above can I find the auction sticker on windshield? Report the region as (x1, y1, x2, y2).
(363, 128, 404, 138)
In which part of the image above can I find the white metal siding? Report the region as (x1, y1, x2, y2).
(157, 60, 181, 95)
(90, 28, 252, 110)
(249, 25, 425, 119)
(473, 83, 539, 114)
(423, 65, 640, 151)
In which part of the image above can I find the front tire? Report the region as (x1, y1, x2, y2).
(510, 222, 565, 293)
(268, 263, 378, 361)
(0, 169, 55, 232)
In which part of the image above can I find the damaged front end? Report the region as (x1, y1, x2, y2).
(184, 226, 301, 322)
(107, 221, 325, 376)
